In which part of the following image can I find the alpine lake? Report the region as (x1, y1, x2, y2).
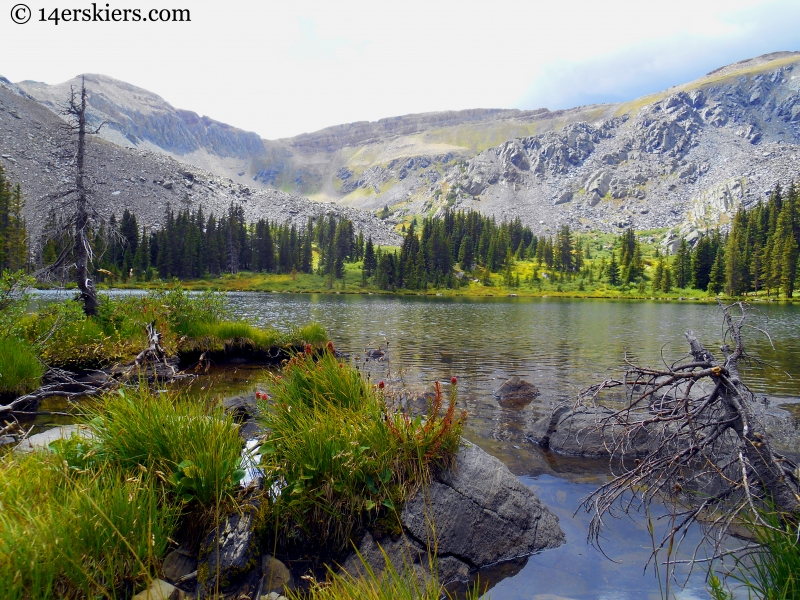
(33, 292, 800, 599)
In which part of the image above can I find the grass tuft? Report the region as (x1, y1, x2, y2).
(0, 451, 180, 599)
(86, 385, 244, 507)
(0, 336, 44, 396)
(259, 347, 465, 551)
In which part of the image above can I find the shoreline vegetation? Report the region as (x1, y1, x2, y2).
(0, 279, 327, 400)
(35, 179, 800, 304)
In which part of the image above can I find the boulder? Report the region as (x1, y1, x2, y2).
(162, 548, 197, 584)
(586, 190, 602, 207)
(223, 394, 261, 440)
(494, 376, 540, 408)
(585, 170, 611, 197)
(197, 501, 261, 598)
(343, 440, 564, 584)
(529, 406, 653, 457)
(260, 555, 294, 595)
(553, 190, 572, 205)
(132, 579, 176, 600)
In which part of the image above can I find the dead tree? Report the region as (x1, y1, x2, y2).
(578, 301, 799, 574)
(35, 76, 105, 316)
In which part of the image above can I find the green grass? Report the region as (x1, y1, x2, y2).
(0, 336, 44, 396)
(0, 451, 181, 599)
(716, 508, 800, 600)
(258, 346, 465, 551)
(86, 386, 244, 507)
(12, 286, 327, 372)
(178, 320, 327, 355)
(294, 546, 484, 600)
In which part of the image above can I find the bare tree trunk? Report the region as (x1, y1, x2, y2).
(73, 78, 98, 316)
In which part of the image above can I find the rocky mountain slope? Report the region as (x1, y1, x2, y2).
(0, 78, 401, 251)
(420, 52, 800, 240)
(9, 51, 800, 246)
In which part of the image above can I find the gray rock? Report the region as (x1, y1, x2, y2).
(340, 530, 470, 587)
(553, 190, 572, 205)
(13, 424, 95, 454)
(162, 548, 197, 584)
(260, 555, 294, 595)
(344, 440, 564, 584)
(494, 376, 540, 408)
(585, 170, 611, 197)
(529, 406, 653, 457)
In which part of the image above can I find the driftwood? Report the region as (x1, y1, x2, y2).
(578, 301, 799, 577)
(132, 321, 173, 373)
(1, 323, 190, 420)
(0, 368, 115, 417)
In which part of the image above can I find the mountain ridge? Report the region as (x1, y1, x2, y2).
(6, 50, 800, 246)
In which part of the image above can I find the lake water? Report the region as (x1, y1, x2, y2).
(33, 291, 800, 598)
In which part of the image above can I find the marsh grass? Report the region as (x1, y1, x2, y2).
(16, 286, 326, 370)
(177, 320, 327, 355)
(259, 346, 465, 551)
(0, 451, 180, 599)
(0, 335, 44, 395)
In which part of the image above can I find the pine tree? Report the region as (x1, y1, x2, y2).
(661, 265, 672, 293)
(363, 237, 376, 278)
(672, 239, 691, 289)
(607, 251, 620, 286)
(707, 247, 725, 295)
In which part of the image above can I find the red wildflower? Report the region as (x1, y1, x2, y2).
(338, 363, 343, 368)
(326, 341, 335, 353)
(378, 380, 385, 389)
(304, 343, 313, 355)
(451, 376, 458, 385)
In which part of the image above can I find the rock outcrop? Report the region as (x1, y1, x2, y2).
(6, 51, 800, 244)
(342, 440, 564, 584)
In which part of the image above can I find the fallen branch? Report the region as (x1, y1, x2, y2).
(579, 301, 800, 578)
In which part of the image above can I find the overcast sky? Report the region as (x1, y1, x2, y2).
(3, 0, 799, 139)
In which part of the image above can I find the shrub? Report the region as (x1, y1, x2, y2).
(259, 346, 465, 550)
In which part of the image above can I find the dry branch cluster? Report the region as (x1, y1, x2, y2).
(578, 302, 799, 570)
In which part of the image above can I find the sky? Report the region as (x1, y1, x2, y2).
(3, 0, 799, 139)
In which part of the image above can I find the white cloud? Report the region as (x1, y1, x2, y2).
(2, 0, 797, 139)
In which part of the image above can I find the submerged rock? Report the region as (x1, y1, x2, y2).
(13, 424, 95, 454)
(342, 440, 564, 584)
(494, 376, 540, 408)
